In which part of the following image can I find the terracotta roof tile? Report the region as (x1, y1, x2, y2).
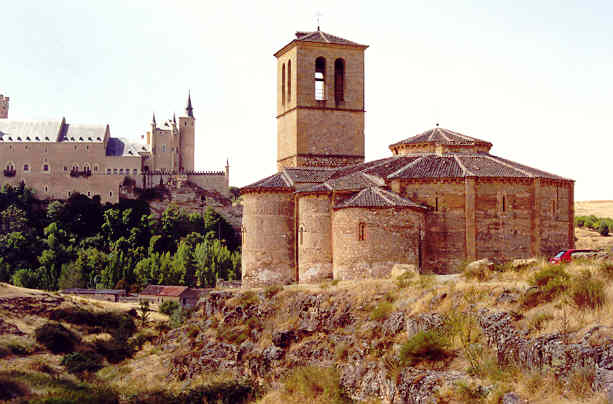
(388, 155, 465, 179)
(390, 127, 491, 148)
(334, 187, 428, 210)
(140, 285, 188, 297)
(294, 30, 365, 47)
(241, 172, 293, 192)
(283, 167, 337, 183)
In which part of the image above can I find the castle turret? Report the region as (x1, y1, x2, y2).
(0, 94, 9, 119)
(178, 92, 195, 172)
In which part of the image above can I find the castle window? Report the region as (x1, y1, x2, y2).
(64, 166, 68, 171)
(44, 185, 48, 193)
(281, 63, 286, 106)
(113, 168, 118, 174)
(23, 164, 29, 172)
(502, 196, 506, 212)
(162, 144, 166, 152)
(119, 168, 124, 174)
(334, 58, 345, 103)
(94, 164, 99, 172)
(435, 197, 439, 212)
(315, 57, 326, 100)
(107, 168, 111, 174)
(287, 60, 292, 102)
(133, 169, 138, 175)
(109, 191, 113, 197)
(43, 164, 49, 172)
(87, 191, 91, 197)
(358, 222, 366, 241)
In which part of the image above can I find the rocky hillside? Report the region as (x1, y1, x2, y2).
(161, 260, 613, 404)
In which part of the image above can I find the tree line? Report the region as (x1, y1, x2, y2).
(0, 183, 241, 291)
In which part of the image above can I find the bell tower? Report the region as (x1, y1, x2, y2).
(274, 30, 368, 170)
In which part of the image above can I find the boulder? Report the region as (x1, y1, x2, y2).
(390, 264, 418, 280)
(511, 258, 538, 270)
(465, 258, 494, 272)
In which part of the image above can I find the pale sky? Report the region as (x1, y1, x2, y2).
(1, 1, 611, 201)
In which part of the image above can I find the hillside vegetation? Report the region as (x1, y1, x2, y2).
(0, 183, 240, 292)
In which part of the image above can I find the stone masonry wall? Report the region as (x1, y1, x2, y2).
(540, 182, 573, 257)
(298, 194, 332, 283)
(332, 207, 424, 280)
(399, 180, 466, 273)
(475, 180, 533, 261)
(241, 192, 296, 288)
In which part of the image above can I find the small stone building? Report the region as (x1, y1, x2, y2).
(240, 29, 575, 288)
(139, 285, 209, 308)
(60, 288, 127, 302)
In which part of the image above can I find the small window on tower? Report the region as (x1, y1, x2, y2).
(281, 63, 286, 106)
(287, 60, 292, 102)
(334, 58, 345, 104)
(315, 57, 326, 100)
(43, 164, 49, 172)
(162, 144, 166, 152)
(358, 222, 366, 241)
(502, 196, 506, 212)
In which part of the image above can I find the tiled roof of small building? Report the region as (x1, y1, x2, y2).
(389, 127, 491, 147)
(335, 187, 428, 210)
(140, 285, 189, 297)
(294, 30, 365, 47)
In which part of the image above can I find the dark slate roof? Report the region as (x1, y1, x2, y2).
(241, 172, 293, 192)
(390, 127, 491, 147)
(63, 124, 106, 143)
(335, 187, 428, 210)
(106, 137, 149, 157)
(294, 30, 365, 47)
(140, 285, 188, 297)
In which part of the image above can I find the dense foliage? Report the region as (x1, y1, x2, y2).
(575, 215, 613, 236)
(0, 184, 241, 291)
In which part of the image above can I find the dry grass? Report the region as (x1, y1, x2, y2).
(576, 200, 613, 218)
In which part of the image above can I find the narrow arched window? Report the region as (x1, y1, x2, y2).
(315, 57, 326, 100)
(334, 58, 345, 103)
(287, 60, 292, 102)
(281, 63, 286, 106)
(502, 196, 506, 212)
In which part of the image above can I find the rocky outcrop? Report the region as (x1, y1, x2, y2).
(478, 310, 613, 392)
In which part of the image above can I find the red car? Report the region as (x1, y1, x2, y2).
(549, 249, 601, 264)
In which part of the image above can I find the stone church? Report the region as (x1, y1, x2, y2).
(240, 29, 575, 288)
(0, 94, 229, 203)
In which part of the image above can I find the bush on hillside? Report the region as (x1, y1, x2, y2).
(159, 300, 180, 316)
(521, 265, 570, 308)
(399, 330, 453, 366)
(61, 351, 103, 375)
(569, 271, 606, 310)
(34, 323, 80, 354)
(282, 366, 350, 404)
(0, 375, 30, 401)
(600, 222, 610, 236)
(93, 338, 134, 364)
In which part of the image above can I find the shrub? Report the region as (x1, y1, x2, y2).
(49, 308, 136, 339)
(463, 263, 492, 282)
(575, 217, 585, 227)
(521, 265, 570, 308)
(93, 338, 134, 364)
(598, 261, 613, 279)
(528, 312, 554, 332)
(170, 307, 188, 329)
(233, 291, 259, 307)
(159, 300, 180, 316)
(369, 301, 393, 321)
(283, 366, 351, 404)
(129, 329, 158, 350)
(394, 271, 415, 289)
(0, 375, 30, 401)
(264, 284, 283, 299)
(399, 330, 453, 366)
(569, 271, 606, 310)
(34, 323, 80, 354)
(61, 351, 103, 374)
(179, 380, 255, 404)
(600, 222, 610, 236)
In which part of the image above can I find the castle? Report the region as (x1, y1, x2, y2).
(0, 94, 229, 203)
(240, 29, 575, 287)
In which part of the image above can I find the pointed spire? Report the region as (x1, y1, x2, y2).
(152, 112, 156, 126)
(173, 113, 176, 124)
(186, 91, 194, 118)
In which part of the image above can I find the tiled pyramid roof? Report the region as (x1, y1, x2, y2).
(241, 172, 293, 193)
(294, 30, 365, 47)
(335, 187, 428, 210)
(390, 127, 491, 147)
